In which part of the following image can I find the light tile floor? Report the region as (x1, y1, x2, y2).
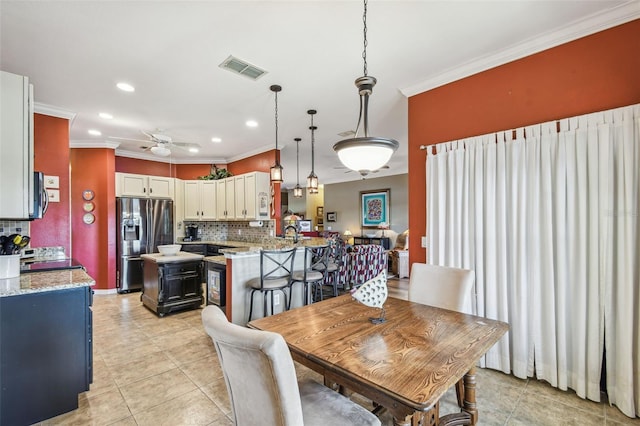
(38, 278, 639, 425)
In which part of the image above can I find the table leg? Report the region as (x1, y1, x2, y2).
(412, 402, 439, 425)
(462, 367, 478, 425)
(393, 414, 414, 426)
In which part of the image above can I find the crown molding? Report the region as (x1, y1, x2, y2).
(114, 149, 225, 165)
(225, 144, 273, 163)
(34, 102, 76, 121)
(70, 140, 120, 149)
(400, 2, 640, 97)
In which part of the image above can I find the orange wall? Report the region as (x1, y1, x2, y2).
(115, 157, 177, 177)
(70, 148, 116, 290)
(228, 150, 282, 233)
(408, 19, 640, 265)
(31, 114, 71, 254)
(175, 164, 218, 180)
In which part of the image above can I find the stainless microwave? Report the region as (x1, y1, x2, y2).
(30, 171, 49, 220)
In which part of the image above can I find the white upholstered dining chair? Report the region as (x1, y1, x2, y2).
(201, 306, 381, 426)
(408, 263, 475, 411)
(408, 263, 474, 314)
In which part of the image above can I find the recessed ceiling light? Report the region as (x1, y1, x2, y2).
(99, 112, 113, 119)
(211, 137, 222, 143)
(116, 82, 135, 92)
(88, 129, 102, 136)
(189, 147, 199, 153)
(246, 120, 258, 128)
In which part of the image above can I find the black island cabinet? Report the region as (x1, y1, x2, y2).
(141, 253, 204, 316)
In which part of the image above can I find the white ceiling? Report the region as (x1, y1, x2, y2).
(1, 1, 638, 189)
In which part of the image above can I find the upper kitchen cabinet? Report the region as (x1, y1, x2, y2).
(234, 172, 270, 220)
(215, 178, 235, 220)
(0, 71, 34, 220)
(184, 180, 216, 220)
(115, 172, 174, 199)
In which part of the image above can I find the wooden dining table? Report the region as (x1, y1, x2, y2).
(248, 294, 509, 426)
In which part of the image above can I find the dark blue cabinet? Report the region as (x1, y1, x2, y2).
(0, 286, 93, 425)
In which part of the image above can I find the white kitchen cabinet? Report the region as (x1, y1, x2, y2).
(184, 180, 216, 220)
(0, 71, 34, 220)
(173, 179, 185, 238)
(116, 173, 174, 199)
(234, 172, 270, 220)
(215, 178, 235, 220)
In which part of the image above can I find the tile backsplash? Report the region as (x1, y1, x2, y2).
(182, 220, 274, 243)
(0, 220, 29, 237)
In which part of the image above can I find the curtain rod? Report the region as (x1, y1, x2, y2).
(420, 145, 428, 150)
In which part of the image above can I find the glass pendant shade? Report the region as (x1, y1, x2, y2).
(270, 163, 283, 182)
(335, 137, 397, 173)
(307, 173, 318, 193)
(270, 84, 283, 183)
(293, 184, 303, 198)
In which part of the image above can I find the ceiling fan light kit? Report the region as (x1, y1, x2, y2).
(307, 109, 319, 194)
(333, 0, 399, 177)
(269, 84, 284, 183)
(150, 145, 171, 157)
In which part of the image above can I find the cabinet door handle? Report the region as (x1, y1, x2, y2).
(143, 188, 146, 193)
(150, 188, 153, 193)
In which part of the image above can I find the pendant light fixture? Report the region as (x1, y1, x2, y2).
(269, 84, 283, 183)
(333, 0, 399, 176)
(293, 137, 303, 198)
(307, 109, 319, 194)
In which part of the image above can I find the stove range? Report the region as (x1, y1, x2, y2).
(20, 258, 84, 273)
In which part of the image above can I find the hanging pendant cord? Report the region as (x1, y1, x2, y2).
(274, 91, 279, 151)
(296, 139, 300, 185)
(310, 115, 315, 174)
(362, 0, 368, 77)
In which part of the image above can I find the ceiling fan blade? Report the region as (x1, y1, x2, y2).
(108, 136, 151, 143)
(172, 142, 200, 148)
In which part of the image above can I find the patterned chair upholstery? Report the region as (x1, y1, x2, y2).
(347, 244, 388, 288)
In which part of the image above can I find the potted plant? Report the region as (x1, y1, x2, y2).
(198, 165, 233, 180)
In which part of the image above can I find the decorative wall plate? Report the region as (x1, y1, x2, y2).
(82, 189, 95, 201)
(83, 202, 95, 212)
(83, 213, 95, 224)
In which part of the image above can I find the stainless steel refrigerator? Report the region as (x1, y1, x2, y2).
(116, 197, 174, 293)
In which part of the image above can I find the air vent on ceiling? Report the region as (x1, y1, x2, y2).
(219, 55, 267, 81)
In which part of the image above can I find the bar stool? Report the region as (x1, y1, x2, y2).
(290, 245, 330, 306)
(247, 247, 297, 321)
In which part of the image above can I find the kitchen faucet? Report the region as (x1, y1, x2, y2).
(283, 225, 299, 244)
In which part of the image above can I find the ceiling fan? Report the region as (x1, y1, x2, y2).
(110, 130, 200, 157)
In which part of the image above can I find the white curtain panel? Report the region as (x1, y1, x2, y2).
(426, 104, 639, 417)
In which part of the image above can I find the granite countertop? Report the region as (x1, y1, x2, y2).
(178, 239, 252, 246)
(0, 269, 95, 298)
(141, 252, 204, 263)
(220, 238, 330, 256)
(203, 255, 226, 265)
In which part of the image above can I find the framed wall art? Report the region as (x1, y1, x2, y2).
(326, 211, 337, 222)
(360, 189, 390, 228)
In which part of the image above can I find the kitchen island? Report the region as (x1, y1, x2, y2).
(220, 239, 329, 325)
(0, 269, 95, 426)
(141, 252, 204, 316)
